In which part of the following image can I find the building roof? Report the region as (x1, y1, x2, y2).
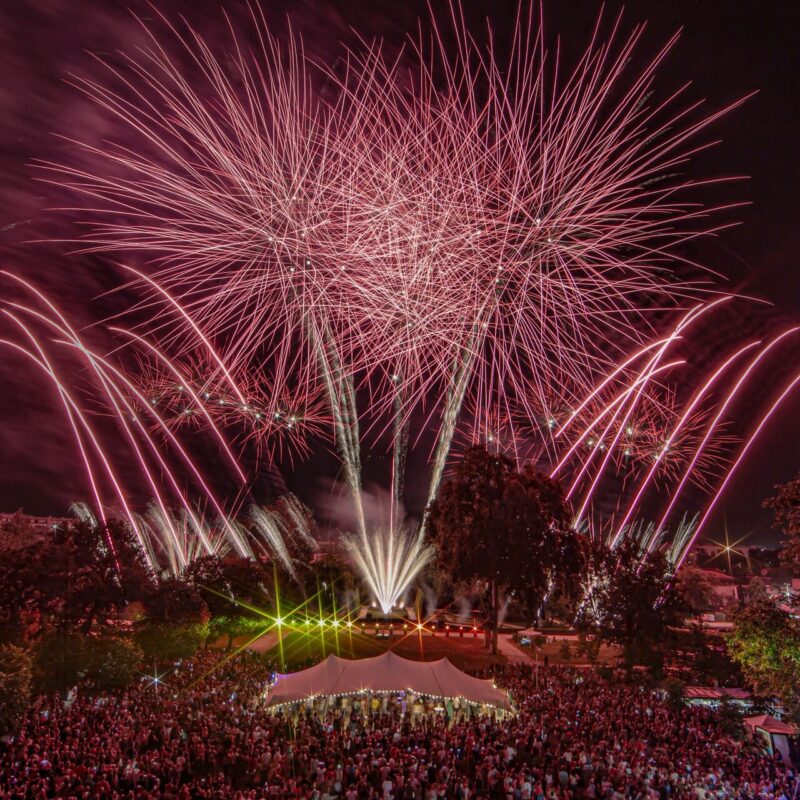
(697, 567, 738, 583)
(745, 715, 799, 735)
(684, 686, 751, 700)
(265, 651, 513, 711)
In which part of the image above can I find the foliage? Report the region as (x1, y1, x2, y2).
(746, 577, 771, 603)
(0, 644, 33, 732)
(764, 470, 800, 572)
(83, 636, 143, 690)
(585, 538, 689, 680)
(558, 641, 572, 661)
(31, 631, 89, 692)
(145, 576, 210, 627)
(577, 632, 601, 665)
(677, 623, 742, 685)
(660, 677, 686, 711)
(676, 567, 717, 614)
(717, 693, 744, 738)
(428, 446, 581, 654)
(31, 630, 143, 692)
(136, 622, 208, 663)
(0, 518, 152, 641)
(293, 551, 358, 611)
(184, 554, 268, 615)
(184, 554, 270, 645)
(726, 594, 800, 720)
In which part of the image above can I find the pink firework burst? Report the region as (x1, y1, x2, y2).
(133, 354, 331, 463)
(43, 2, 747, 461)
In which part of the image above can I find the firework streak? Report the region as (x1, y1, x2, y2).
(3, 5, 795, 603)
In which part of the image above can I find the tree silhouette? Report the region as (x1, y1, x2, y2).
(764, 470, 800, 573)
(586, 538, 688, 680)
(427, 446, 579, 654)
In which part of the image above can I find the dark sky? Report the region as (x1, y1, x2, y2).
(0, 0, 798, 545)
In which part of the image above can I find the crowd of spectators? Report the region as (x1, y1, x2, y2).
(1, 649, 795, 800)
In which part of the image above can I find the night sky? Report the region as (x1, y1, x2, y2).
(0, 0, 798, 545)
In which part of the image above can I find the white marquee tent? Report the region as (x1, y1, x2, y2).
(265, 651, 513, 712)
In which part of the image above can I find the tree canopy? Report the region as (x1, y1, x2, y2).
(727, 593, 800, 720)
(0, 518, 151, 641)
(583, 538, 689, 679)
(427, 446, 581, 653)
(764, 470, 800, 573)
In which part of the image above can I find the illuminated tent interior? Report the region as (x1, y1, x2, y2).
(265, 651, 513, 712)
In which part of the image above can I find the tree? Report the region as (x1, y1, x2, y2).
(764, 471, 800, 572)
(301, 551, 359, 612)
(726, 594, 800, 721)
(31, 631, 89, 692)
(144, 576, 210, 627)
(676, 567, 717, 615)
(717, 694, 744, 738)
(83, 636, 143, 690)
(136, 623, 208, 663)
(0, 517, 152, 642)
(679, 622, 742, 685)
(587, 539, 689, 680)
(0, 645, 32, 733)
(577, 632, 601, 665)
(427, 447, 580, 654)
(184, 554, 270, 646)
(661, 676, 686, 711)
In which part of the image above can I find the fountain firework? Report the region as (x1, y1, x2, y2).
(342, 522, 435, 615)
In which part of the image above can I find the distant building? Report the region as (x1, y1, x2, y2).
(0, 510, 70, 552)
(693, 543, 781, 575)
(695, 566, 740, 607)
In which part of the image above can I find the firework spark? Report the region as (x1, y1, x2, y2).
(41, 4, 749, 537)
(5, 3, 796, 607)
(342, 523, 435, 615)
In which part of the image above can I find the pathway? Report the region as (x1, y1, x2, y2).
(496, 633, 537, 665)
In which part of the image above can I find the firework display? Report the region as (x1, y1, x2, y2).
(342, 523, 435, 615)
(1, 4, 798, 608)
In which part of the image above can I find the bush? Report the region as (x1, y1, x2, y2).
(84, 636, 143, 690)
(558, 641, 572, 661)
(136, 622, 208, 664)
(0, 644, 33, 733)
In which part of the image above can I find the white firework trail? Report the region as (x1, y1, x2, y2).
(342, 522, 435, 614)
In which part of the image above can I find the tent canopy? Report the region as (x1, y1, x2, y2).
(265, 651, 513, 711)
(745, 715, 798, 735)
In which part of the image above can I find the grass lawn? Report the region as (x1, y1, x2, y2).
(513, 638, 621, 667)
(255, 627, 506, 671)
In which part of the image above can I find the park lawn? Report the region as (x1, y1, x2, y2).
(257, 628, 506, 671)
(514, 638, 621, 666)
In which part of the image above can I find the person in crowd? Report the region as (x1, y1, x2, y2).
(0, 652, 794, 800)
